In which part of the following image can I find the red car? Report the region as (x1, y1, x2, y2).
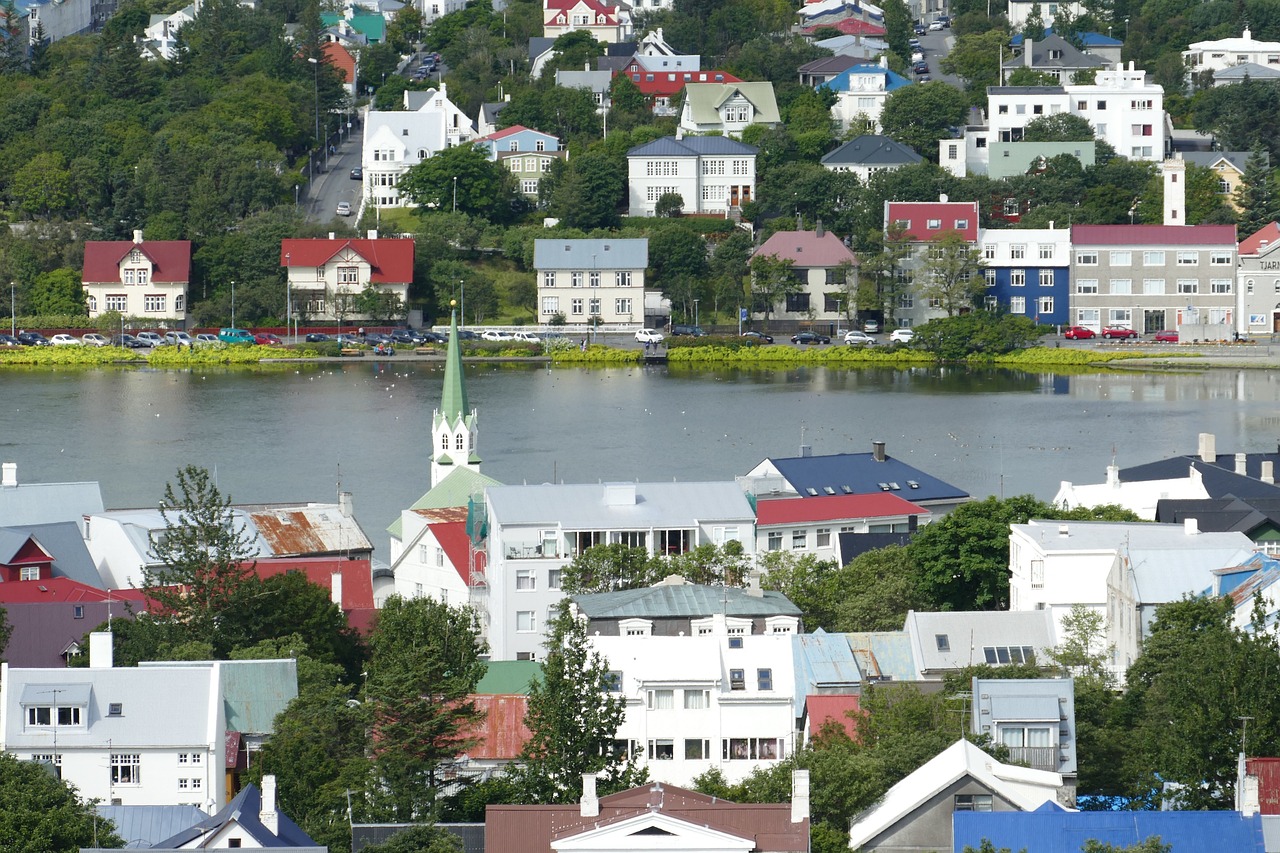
(1154, 330, 1179, 343)
(254, 332, 283, 346)
(1063, 326, 1097, 340)
(1101, 326, 1138, 339)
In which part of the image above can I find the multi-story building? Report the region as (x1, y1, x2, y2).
(1005, 0, 1084, 28)
(755, 492, 929, 563)
(622, 55, 741, 115)
(819, 59, 911, 133)
(1183, 28, 1280, 83)
(279, 234, 415, 323)
(361, 86, 472, 209)
(573, 580, 801, 785)
(473, 125, 567, 199)
(543, 0, 632, 42)
(679, 82, 781, 136)
(533, 238, 648, 326)
(883, 198, 981, 327)
(979, 227, 1070, 325)
(82, 230, 191, 326)
(1001, 34, 1105, 82)
(821, 134, 923, 181)
(971, 676, 1077, 797)
(749, 227, 859, 324)
(626, 136, 758, 217)
(1238, 221, 1280, 335)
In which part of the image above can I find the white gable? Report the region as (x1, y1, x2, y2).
(553, 811, 756, 853)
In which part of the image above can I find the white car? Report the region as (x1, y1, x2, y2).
(81, 333, 109, 347)
(889, 328, 916, 344)
(480, 330, 513, 341)
(843, 330, 876, 346)
(135, 331, 166, 347)
(512, 331, 541, 343)
(928, 19, 944, 29)
(635, 328, 664, 343)
(50, 334, 83, 346)
(335, 201, 352, 216)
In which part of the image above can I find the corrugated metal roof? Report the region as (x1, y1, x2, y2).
(466, 694, 532, 759)
(954, 808, 1266, 853)
(0, 479, 104, 529)
(248, 505, 373, 556)
(905, 610, 1056, 673)
(1012, 518, 1254, 553)
(753, 230, 859, 269)
(822, 134, 923, 167)
(138, 659, 297, 735)
(757, 493, 925, 525)
(96, 805, 209, 849)
(766, 451, 970, 504)
(845, 631, 917, 681)
(475, 660, 542, 694)
(1071, 223, 1237, 246)
(794, 630, 862, 695)
(574, 584, 800, 619)
(989, 695, 1059, 721)
(532, 238, 649, 271)
(486, 481, 755, 529)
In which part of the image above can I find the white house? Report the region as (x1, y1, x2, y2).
(361, 86, 473, 208)
(477, 481, 757, 661)
(574, 580, 801, 785)
(81, 231, 191, 325)
(755, 492, 928, 563)
(680, 82, 781, 136)
(903, 610, 1057, 680)
(543, 0, 632, 42)
(1005, 0, 1084, 29)
(1183, 29, 1280, 82)
(821, 134, 923, 182)
(141, 3, 197, 60)
(820, 60, 912, 133)
(279, 234, 415, 322)
(533, 238, 649, 326)
(626, 135, 759, 217)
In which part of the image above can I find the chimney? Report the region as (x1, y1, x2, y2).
(1240, 754, 1261, 817)
(504, 93, 511, 102)
(872, 440, 886, 462)
(1264, 461, 1275, 485)
(1106, 465, 1120, 488)
(815, 217, 824, 238)
(799, 444, 812, 457)
(1185, 517, 1199, 535)
(1, 462, 15, 487)
(581, 773, 599, 817)
(1236, 452, 1248, 475)
(791, 769, 811, 823)
(1048, 220, 1055, 230)
(339, 490, 353, 518)
(89, 631, 113, 669)
(367, 229, 378, 240)
(1058, 524, 1070, 537)
(328, 231, 336, 240)
(132, 229, 144, 244)
(260, 775, 280, 835)
(746, 570, 764, 597)
(1198, 432, 1217, 463)
(1024, 38, 1032, 67)
(939, 193, 949, 203)
(878, 54, 887, 69)
(331, 571, 343, 606)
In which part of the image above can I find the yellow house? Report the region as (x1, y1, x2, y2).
(1181, 151, 1253, 212)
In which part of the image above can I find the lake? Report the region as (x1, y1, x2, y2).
(2, 362, 1277, 556)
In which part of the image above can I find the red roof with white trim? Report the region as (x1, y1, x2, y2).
(756, 493, 928, 526)
(544, 0, 620, 23)
(280, 238, 415, 283)
(1241, 222, 1280, 256)
(885, 201, 980, 242)
(625, 66, 742, 97)
(83, 240, 192, 284)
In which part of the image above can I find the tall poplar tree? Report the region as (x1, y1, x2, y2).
(1235, 147, 1278, 239)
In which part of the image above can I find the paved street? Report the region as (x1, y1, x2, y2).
(305, 129, 364, 225)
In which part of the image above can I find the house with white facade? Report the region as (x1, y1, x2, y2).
(1184, 28, 1280, 85)
(573, 579, 801, 785)
(476, 481, 757, 661)
(1238, 221, 1280, 336)
(278, 233, 414, 322)
(903, 610, 1057, 679)
(679, 82, 781, 136)
(1006, 0, 1084, 29)
(979, 226, 1071, 325)
(140, 3, 197, 60)
(821, 134, 922, 181)
(533, 238, 648, 326)
(819, 60, 911, 133)
(543, 0, 631, 42)
(418, 0, 466, 25)
(1008, 519, 1253, 676)
(749, 227, 859, 324)
(756, 493, 928, 563)
(82, 231, 191, 325)
(626, 135, 758, 217)
(361, 86, 473, 208)
(1002, 35, 1106, 82)
(971, 677, 1077, 796)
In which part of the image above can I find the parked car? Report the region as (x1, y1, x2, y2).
(50, 334, 83, 346)
(336, 333, 363, 346)
(17, 331, 50, 346)
(135, 331, 166, 347)
(889, 328, 916, 344)
(420, 331, 447, 344)
(913, 23, 927, 34)
(305, 332, 332, 342)
(928, 18, 944, 30)
(164, 331, 194, 347)
(457, 329, 479, 341)
(194, 333, 220, 346)
(0, 333, 22, 347)
(1063, 326, 1097, 340)
(81, 333, 109, 347)
(254, 332, 283, 346)
(110, 333, 146, 348)
(1101, 326, 1138, 339)
(843, 329, 877, 346)
(335, 201, 352, 216)
(513, 331, 541, 343)
(480, 330, 513, 341)
(670, 324, 706, 337)
(635, 328, 665, 343)
(350, 167, 363, 180)
(363, 332, 393, 345)
(1154, 329, 1179, 342)
(791, 331, 832, 345)
(741, 331, 774, 344)
(862, 319, 881, 334)
(218, 328, 255, 344)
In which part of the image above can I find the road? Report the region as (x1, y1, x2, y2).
(304, 130, 363, 226)
(913, 28, 961, 89)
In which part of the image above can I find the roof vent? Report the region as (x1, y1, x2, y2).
(878, 482, 891, 491)
(841, 485, 852, 494)
(1058, 524, 1069, 537)
(823, 487, 836, 495)
(907, 480, 920, 488)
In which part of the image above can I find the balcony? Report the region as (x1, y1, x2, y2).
(1004, 745, 1058, 771)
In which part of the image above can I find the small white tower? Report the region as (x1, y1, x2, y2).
(1163, 155, 1186, 225)
(431, 302, 480, 488)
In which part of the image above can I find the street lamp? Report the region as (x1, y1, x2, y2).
(231, 280, 236, 329)
(693, 298, 700, 328)
(285, 252, 292, 343)
(307, 57, 321, 174)
(459, 279, 465, 326)
(9, 281, 14, 337)
(452, 176, 457, 213)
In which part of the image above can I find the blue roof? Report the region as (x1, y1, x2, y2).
(845, 631, 918, 681)
(793, 629, 862, 714)
(953, 808, 1266, 853)
(155, 784, 316, 848)
(819, 65, 911, 94)
(627, 136, 759, 157)
(1011, 29, 1121, 47)
(768, 452, 969, 503)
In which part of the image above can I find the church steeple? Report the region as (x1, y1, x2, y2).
(431, 303, 480, 488)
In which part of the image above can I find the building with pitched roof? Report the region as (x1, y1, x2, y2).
(542, 0, 631, 42)
(554, 69, 615, 111)
(749, 226, 859, 325)
(626, 135, 759, 216)
(279, 234, 414, 322)
(473, 125, 566, 197)
(623, 55, 741, 115)
(1238, 221, 1280, 335)
(821, 134, 922, 181)
(533, 238, 648, 325)
(1010, 29, 1124, 66)
(1002, 34, 1105, 81)
(1005, 0, 1083, 28)
(91, 804, 210, 850)
(138, 777, 321, 849)
(755, 492, 928, 563)
(321, 9, 384, 43)
(1212, 61, 1280, 85)
(1184, 28, 1280, 81)
(0, 463, 103, 535)
(741, 440, 971, 515)
(460, 660, 540, 773)
(1156, 496, 1280, 552)
(845, 630, 918, 682)
(360, 86, 471, 208)
(797, 54, 864, 86)
(819, 60, 911, 133)
(82, 230, 192, 324)
(970, 677, 1077, 791)
(1174, 150, 1252, 211)
(1214, 551, 1280, 633)
(680, 81, 781, 136)
(903, 610, 1057, 679)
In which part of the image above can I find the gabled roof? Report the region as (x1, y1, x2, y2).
(954, 806, 1265, 853)
(0, 522, 102, 587)
(140, 658, 298, 735)
(1121, 457, 1280, 500)
(904, 610, 1056, 673)
(628, 68, 742, 97)
(800, 16, 885, 35)
(321, 41, 356, 84)
(752, 230, 859, 270)
(1071, 224, 1237, 246)
(757, 450, 970, 504)
(627, 135, 759, 157)
(389, 467, 505, 538)
(486, 481, 755, 529)
(0, 474, 103, 531)
(820, 63, 912, 93)
(0, 578, 145, 604)
(1240, 221, 1280, 255)
(848, 739, 1064, 850)
(756, 492, 924, 526)
(794, 629, 862, 695)
(321, 11, 384, 40)
(280, 238, 414, 283)
(1155, 496, 1280, 534)
(885, 201, 981, 242)
(155, 783, 317, 848)
(533, 238, 648, 270)
(474, 124, 558, 143)
(1214, 62, 1280, 80)
(83, 240, 192, 284)
(822, 134, 923, 167)
(1181, 150, 1252, 173)
(1003, 34, 1103, 70)
(845, 631, 918, 681)
(95, 805, 210, 850)
(247, 505, 373, 556)
(554, 69, 614, 92)
(428, 519, 471, 583)
(573, 582, 801, 620)
(683, 81, 781, 125)
(475, 660, 543, 694)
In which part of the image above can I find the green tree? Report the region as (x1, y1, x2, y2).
(1080, 839, 1170, 853)
(514, 603, 646, 803)
(0, 607, 10, 663)
(0, 752, 125, 851)
(880, 0, 913, 63)
(654, 191, 684, 217)
(546, 151, 624, 230)
(1235, 147, 1279, 239)
(542, 29, 605, 78)
(365, 595, 487, 820)
(913, 231, 986, 316)
(1022, 2, 1046, 38)
(143, 466, 257, 639)
(562, 544, 659, 593)
(385, 5, 425, 53)
(1022, 113, 1095, 142)
(607, 73, 653, 133)
(880, 83, 969, 161)
(962, 841, 1023, 853)
(749, 252, 799, 323)
(398, 144, 524, 224)
(858, 222, 914, 325)
(27, 269, 86, 316)
(361, 824, 464, 853)
(941, 30, 1012, 102)
(0, 0, 25, 74)
(709, 230, 754, 319)
(11, 152, 76, 219)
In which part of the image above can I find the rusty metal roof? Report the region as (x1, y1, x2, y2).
(464, 694, 532, 760)
(247, 505, 372, 557)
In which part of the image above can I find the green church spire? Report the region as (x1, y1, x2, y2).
(439, 305, 468, 423)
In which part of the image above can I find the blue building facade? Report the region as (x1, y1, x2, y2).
(979, 228, 1071, 326)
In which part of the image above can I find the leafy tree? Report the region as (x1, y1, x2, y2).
(749, 252, 799, 323)
(361, 824, 464, 853)
(143, 466, 257, 639)
(654, 192, 684, 217)
(0, 0, 25, 75)
(880, 83, 969, 161)
(398, 144, 524, 224)
(1192, 77, 1280, 161)
(607, 73, 653, 133)
(542, 30, 605, 79)
(1022, 113, 1095, 142)
(880, 0, 913, 63)
(26, 269, 86, 316)
(365, 595, 487, 821)
(546, 151, 624, 230)
(1235, 147, 1279, 239)
(858, 222, 914, 325)
(11, 152, 76, 219)
(514, 603, 646, 803)
(649, 227, 709, 306)
(914, 231, 987, 316)
(0, 752, 125, 851)
(0, 607, 10, 663)
(941, 30, 1012, 102)
(385, 5, 425, 53)
(962, 841, 1024, 853)
(1022, 2, 1046, 38)
(1080, 839, 1170, 853)
(709, 230, 754, 318)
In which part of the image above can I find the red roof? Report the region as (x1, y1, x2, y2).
(753, 230, 858, 268)
(322, 42, 356, 84)
(254, 556, 375, 611)
(626, 68, 743, 97)
(801, 18, 886, 35)
(280, 238, 415, 283)
(544, 0, 618, 20)
(885, 201, 980, 242)
(1240, 222, 1280, 255)
(0, 578, 149, 604)
(463, 694, 533, 759)
(83, 239, 192, 284)
(756, 493, 928, 526)
(428, 520, 474, 584)
(1248, 757, 1280, 814)
(805, 694, 863, 740)
(1071, 224, 1237, 246)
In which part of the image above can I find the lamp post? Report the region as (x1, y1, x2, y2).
(9, 281, 14, 337)
(693, 298, 700, 328)
(231, 280, 236, 329)
(452, 176, 457, 213)
(285, 252, 292, 343)
(459, 279, 465, 327)
(307, 57, 321, 175)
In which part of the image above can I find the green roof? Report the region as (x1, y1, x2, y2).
(439, 309, 468, 424)
(387, 467, 504, 537)
(574, 584, 801, 620)
(475, 660, 543, 695)
(321, 11, 385, 41)
(220, 659, 298, 734)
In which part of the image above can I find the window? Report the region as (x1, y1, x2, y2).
(1039, 297, 1054, 314)
(684, 689, 709, 709)
(723, 738, 782, 760)
(548, 568, 562, 589)
(515, 568, 535, 590)
(615, 271, 632, 287)
(177, 752, 203, 765)
(603, 671, 622, 692)
(1096, 100, 1107, 109)
(175, 295, 184, 311)
(144, 295, 166, 312)
(589, 298, 600, 315)
(521, 179, 538, 195)
(955, 219, 969, 230)
(685, 739, 711, 759)
(729, 669, 745, 690)
(935, 634, 950, 652)
(1142, 279, 1165, 295)
(615, 298, 632, 315)
(27, 705, 81, 727)
(927, 218, 941, 229)
(1211, 251, 1233, 265)
(571, 271, 583, 288)
(1039, 244, 1054, 260)
(1010, 269, 1026, 287)
(1109, 308, 1132, 324)
(1010, 244, 1027, 260)
(1109, 279, 1132, 295)
(571, 298, 583, 315)
(791, 529, 806, 549)
(541, 296, 559, 315)
(1030, 559, 1044, 588)
(111, 754, 141, 785)
(984, 244, 996, 260)
(1143, 251, 1165, 266)
(516, 611, 537, 632)
(1132, 98, 1154, 110)
(1177, 279, 1198, 295)
(648, 739, 675, 760)
(985, 269, 997, 287)
(898, 293, 914, 309)
(1110, 251, 1132, 266)
(1076, 251, 1098, 266)
(816, 528, 831, 547)
(955, 794, 993, 812)
(647, 689, 675, 709)
(73, 605, 84, 619)
(86, 295, 97, 312)
(983, 645, 1036, 664)
(338, 266, 359, 284)
(19, 566, 39, 580)
(589, 271, 600, 288)
(1211, 279, 1233, 294)
(1038, 269, 1054, 287)
(1131, 124, 1153, 137)
(1010, 296, 1026, 314)
(757, 668, 773, 690)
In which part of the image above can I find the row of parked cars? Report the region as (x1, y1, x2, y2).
(0, 329, 291, 349)
(634, 327, 917, 346)
(1063, 326, 1179, 342)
